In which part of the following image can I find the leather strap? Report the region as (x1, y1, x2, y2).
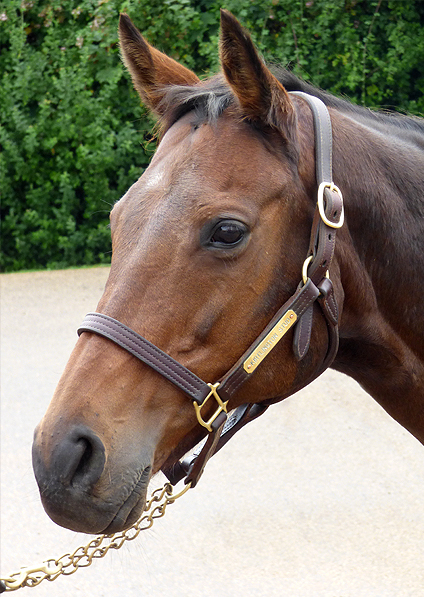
(291, 91, 333, 184)
(78, 312, 211, 406)
(217, 278, 320, 402)
(289, 92, 342, 361)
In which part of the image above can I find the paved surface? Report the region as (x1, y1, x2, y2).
(2, 267, 424, 597)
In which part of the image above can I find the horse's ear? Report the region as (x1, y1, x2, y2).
(219, 10, 295, 132)
(119, 13, 199, 114)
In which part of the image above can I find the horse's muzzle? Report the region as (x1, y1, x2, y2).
(32, 424, 151, 534)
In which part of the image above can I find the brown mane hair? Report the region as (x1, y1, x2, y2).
(159, 68, 424, 148)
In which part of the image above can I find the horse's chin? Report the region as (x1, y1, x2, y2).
(39, 485, 146, 535)
(101, 494, 146, 535)
(39, 478, 149, 535)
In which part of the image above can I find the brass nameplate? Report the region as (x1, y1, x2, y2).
(243, 309, 297, 374)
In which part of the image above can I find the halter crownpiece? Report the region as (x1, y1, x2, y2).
(78, 92, 344, 488)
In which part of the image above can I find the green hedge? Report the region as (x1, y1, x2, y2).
(1, 0, 424, 271)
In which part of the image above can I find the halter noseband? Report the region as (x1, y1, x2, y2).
(77, 93, 344, 488)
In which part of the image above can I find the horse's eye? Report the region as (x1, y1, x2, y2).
(208, 220, 248, 248)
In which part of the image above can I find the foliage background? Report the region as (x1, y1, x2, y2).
(1, 0, 424, 271)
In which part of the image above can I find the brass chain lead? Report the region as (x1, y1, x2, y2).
(0, 482, 191, 592)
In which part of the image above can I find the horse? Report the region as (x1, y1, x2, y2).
(32, 10, 424, 536)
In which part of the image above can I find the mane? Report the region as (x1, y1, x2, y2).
(275, 68, 424, 143)
(159, 69, 424, 146)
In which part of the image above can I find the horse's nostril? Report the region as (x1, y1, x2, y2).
(52, 426, 106, 490)
(70, 438, 93, 485)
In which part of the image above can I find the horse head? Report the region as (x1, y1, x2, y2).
(32, 11, 344, 534)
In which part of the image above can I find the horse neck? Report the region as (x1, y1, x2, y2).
(332, 111, 424, 277)
(329, 109, 424, 357)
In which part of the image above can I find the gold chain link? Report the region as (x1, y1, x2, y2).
(0, 482, 191, 592)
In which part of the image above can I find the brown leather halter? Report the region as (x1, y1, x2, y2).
(78, 92, 344, 488)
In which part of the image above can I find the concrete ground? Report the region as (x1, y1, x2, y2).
(2, 267, 424, 597)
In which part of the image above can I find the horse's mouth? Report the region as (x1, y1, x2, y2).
(33, 436, 153, 534)
(101, 467, 152, 534)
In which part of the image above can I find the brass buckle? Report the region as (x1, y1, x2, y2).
(317, 182, 344, 229)
(193, 383, 228, 432)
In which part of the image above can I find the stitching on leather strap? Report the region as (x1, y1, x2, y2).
(88, 313, 205, 390)
(78, 313, 208, 401)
